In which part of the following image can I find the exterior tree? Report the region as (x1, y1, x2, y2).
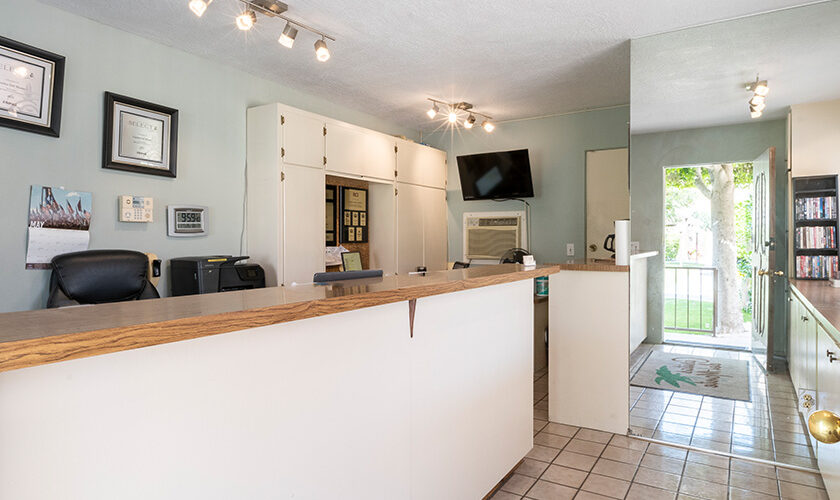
(665, 164, 752, 336)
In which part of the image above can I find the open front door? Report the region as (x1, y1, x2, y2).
(751, 147, 779, 371)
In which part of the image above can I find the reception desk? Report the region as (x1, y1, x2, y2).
(0, 264, 556, 500)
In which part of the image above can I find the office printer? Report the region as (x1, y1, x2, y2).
(170, 255, 265, 296)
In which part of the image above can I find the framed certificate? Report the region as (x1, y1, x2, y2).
(0, 36, 65, 137)
(339, 187, 369, 244)
(103, 92, 179, 177)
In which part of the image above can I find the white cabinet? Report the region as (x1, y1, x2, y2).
(282, 108, 325, 169)
(325, 121, 395, 181)
(396, 139, 447, 189)
(817, 327, 840, 493)
(396, 183, 448, 274)
(789, 293, 819, 395)
(283, 164, 326, 284)
(365, 131, 397, 181)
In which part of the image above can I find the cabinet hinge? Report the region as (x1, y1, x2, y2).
(395, 169, 398, 178)
(323, 126, 327, 136)
(281, 147, 285, 158)
(281, 172, 285, 182)
(281, 115, 285, 125)
(394, 145, 398, 154)
(395, 188, 399, 196)
(323, 156, 327, 165)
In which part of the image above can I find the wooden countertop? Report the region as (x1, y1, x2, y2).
(790, 279, 840, 347)
(0, 264, 559, 373)
(547, 259, 629, 272)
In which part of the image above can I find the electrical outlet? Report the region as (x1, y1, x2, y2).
(630, 241, 640, 254)
(566, 243, 575, 256)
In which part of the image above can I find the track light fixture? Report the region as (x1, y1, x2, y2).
(425, 98, 494, 132)
(278, 22, 298, 48)
(189, 0, 336, 61)
(746, 76, 769, 119)
(189, 0, 212, 17)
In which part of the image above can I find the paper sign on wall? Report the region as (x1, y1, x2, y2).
(25, 185, 92, 269)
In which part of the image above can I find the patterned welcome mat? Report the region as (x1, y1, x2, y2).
(631, 351, 751, 401)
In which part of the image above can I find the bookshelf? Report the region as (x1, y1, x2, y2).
(793, 175, 839, 280)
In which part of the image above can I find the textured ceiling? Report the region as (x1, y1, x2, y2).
(631, 1, 840, 134)
(37, 0, 822, 132)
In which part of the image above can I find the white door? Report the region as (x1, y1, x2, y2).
(368, 182, 396, 274)
(282, 109, 324, 169)
(585, 148, 629, 259)
(283, 164, 325, 284)
(324, 121, 366, 176)
(365, 132, 396, 181)
(422, 187, 447, 272)
(816, 328, 840, 494)
(396, 182, 425, 274)
(396, 139, 446, 189)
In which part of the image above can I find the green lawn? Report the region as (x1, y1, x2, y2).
(664, 298, 751, 336)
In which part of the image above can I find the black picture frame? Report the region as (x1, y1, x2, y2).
(339, 186, 369, 244)
(103, 92, 179, 178)
(0, 36, 65, 137)
(325, 184, 338, 246)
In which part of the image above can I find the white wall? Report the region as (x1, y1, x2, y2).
(0, 1, 418, 312)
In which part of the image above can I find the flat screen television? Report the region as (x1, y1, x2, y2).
(456, 149, 534, 200)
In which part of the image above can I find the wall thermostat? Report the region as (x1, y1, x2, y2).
(119, 195, 153, 222)
(167, 205, 208, 237)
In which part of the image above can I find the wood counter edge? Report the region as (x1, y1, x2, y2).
(789, 282, 840, 350)
(0, 266, 560, 373)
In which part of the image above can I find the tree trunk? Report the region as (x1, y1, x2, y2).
(708, 165, 742, 335)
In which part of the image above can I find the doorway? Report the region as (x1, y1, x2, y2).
(662, 163, 753, 349)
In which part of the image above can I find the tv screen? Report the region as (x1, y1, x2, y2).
(456, 149, 534, 200)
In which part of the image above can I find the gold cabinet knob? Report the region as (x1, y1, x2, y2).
(809, 410, 840, 444)
(588, 244, 597, 252)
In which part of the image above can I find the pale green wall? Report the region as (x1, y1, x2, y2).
(0, 1, 418, 313)
(630, 119, 789, 356)
(424, 106, 630, 264)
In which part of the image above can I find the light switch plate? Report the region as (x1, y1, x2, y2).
(630, 241, 640, 254)
(566, 243, 574, 256)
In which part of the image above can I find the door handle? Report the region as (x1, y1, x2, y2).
(828, 350, 837, 363)
(757, 269, 785, 277)
(809, 410, 840, 444)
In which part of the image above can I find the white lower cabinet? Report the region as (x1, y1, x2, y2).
(817, 327, 840, 494)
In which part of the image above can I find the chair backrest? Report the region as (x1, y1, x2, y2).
(47, 250, 160, 308)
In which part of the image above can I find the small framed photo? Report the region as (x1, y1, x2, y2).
(0, 36, 65, 137)
(103, 92, 179, 178)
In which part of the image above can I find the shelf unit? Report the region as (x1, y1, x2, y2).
(793, 174, 839, 280)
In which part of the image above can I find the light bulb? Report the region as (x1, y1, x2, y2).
(188, 0, 211, 17)
(754, 81, 769, 97)
(278, 23, 298, 48)
(464, 114, 475, 128)
(426, 103, 439, 119)
(482, 121, 495, 132)
(315, 39, 330, 62)
(448, 110, 457, 123)
(236, 10, 256, 31)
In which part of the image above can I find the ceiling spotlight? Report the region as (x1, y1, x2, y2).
(482, 120, 495, 132)
(750, 101, 766, 113)
(188, 0, 211, 17)
(753, 80, 770, 97)
(278, 22, 298, 48)
(314, 38, 330, 62)
(749, 94, 765, 106)
(236, 10, 257, 31)
(750, 110, 762, 119)
(464, 114, 476, 128)
(448, 109, 458, 123)
(426, 102, 439, 119)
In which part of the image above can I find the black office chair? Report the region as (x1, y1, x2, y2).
(452, 261, 471, 269)
(46, 250, 160, 308)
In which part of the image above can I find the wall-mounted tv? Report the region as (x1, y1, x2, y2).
(456, 149, 534, 201)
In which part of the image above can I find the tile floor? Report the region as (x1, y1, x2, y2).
(629, 344, 816, 469)
(492, 350, 829, 499)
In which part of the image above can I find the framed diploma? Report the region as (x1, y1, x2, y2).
(103, 92, 179, 177)
(0, 36, 65, 137)
(339, 187, 369, 244)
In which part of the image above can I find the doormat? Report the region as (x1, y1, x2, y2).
(630, 351, 751, 401)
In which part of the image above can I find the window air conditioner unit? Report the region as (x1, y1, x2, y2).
(463, 211, 527, 261)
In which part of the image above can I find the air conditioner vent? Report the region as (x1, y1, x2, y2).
(464, 212, 524, 260)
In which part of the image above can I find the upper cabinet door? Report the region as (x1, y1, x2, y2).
(325, 121, 366, 176)
(282, 109, 325, 169)
(364, 132, 396, 181)
(396, 139, 446, 189)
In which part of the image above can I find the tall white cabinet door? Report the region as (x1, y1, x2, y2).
(282, 109, 324, 169)
(324, 121, 365, 176)
(283, 164, 325, 284)
(410, 281, 533, 499)
(365, 132, 396, 181)
(422, 187, 447, 272)
(816, 329, 840, 494)
(396, 182, 425, 274)
(396, 139, 446, 189)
